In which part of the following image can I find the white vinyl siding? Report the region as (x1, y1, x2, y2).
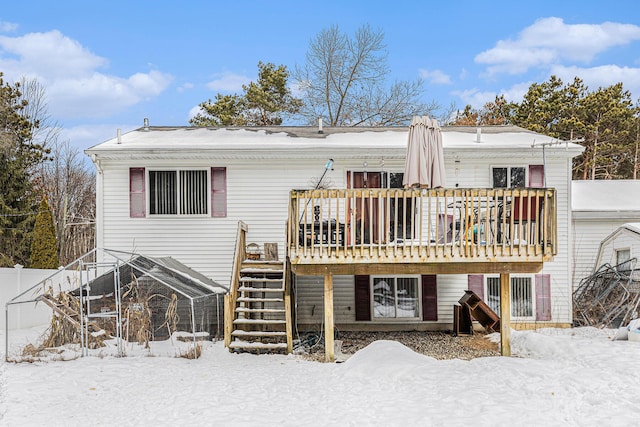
(96, 136, 576, 327)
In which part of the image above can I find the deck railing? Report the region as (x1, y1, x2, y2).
(287, 188, 557, 265)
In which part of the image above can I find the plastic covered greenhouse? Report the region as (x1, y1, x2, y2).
(5, 248, 227, 362)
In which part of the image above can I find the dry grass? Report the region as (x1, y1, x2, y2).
(179, 343, 202, 359)
(22, 290, 106, 360)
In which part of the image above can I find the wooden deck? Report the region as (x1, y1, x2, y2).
(287, 187, 557, 275)
(225, 187, 558, 361)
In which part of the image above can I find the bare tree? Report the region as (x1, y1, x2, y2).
(294, 24, 438, 126)
(17, 77, 95, 263)
(36, 139, 95, 265)
(18, 77, 59, 157)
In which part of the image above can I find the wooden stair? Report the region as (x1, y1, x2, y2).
(229, 260, 289, 352)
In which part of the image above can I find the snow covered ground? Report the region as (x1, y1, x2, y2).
(1, 327, 639, 426)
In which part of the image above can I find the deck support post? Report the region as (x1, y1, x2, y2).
(499, 272, 511, 356)
(324, 271, 335, 362)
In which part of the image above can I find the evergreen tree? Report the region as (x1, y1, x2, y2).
(29, 197, 59, 268)
(0, 72, 44, 267)
(190, 62, 301, 127)
(578, 83, 634, 179)
(513, 75, 566, 137)
(510, 75, 636, 180)
(450, 95, 516, 126)
(243, 62, 302, 126)
(190, 94, 246, 127)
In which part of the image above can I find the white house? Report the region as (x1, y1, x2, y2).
(571, 180, 640, 289)
(86, 124, 583, 357)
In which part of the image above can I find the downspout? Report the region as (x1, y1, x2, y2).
(91, 153, 104, 263)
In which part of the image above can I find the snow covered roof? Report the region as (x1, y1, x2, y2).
(85, 125, 584, 161)
(621, 223, 640, 235)
(572, 180, 640, 212)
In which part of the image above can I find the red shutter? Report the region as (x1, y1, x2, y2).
(528, 164, 545, 188)
(421, 275, 438, 321)
(129, 168, 146, 218)
(468, 274, 484, 299)
(535, 274, 552, 321)
(354, 275, 371, 321)
(211, 167, 227, 217)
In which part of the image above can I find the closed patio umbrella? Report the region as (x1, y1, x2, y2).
(403, 116, 446, 188)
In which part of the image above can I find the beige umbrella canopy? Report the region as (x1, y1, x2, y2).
(403, 116, 446, 188)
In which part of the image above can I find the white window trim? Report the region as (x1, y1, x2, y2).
(615, 248, 632, 268)
(490, 165, 528, 188)
(370, 275, 421, 321)
(485, 274, 536, 320)
(147, 167, 211, 217)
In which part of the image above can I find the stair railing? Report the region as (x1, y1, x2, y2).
(225, 221, 248, 348)
(283, 220, 293, 353)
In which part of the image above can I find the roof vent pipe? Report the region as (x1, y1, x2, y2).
(117, 128, 121, 144)
(318, 118, 323, 134)
(144, 117, 149, 131)
(476, 127, 482, 143)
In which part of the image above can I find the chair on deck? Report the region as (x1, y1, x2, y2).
(511, 195, 542, 244)
(436, 213, 453, 244)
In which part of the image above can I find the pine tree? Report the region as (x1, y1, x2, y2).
(29, 197, 59, 268)
(0, 72, 45, 266)
(190, 62, 301, 127)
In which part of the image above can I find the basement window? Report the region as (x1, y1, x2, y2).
(372, 276, 420, 319)
(486, 275, 534, 319)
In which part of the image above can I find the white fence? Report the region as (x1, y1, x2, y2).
(1, 266, 78, 330)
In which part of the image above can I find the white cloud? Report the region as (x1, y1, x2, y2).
(46, 70, 173, 119)
(0, 20, 18, 32)
(0, 30, 173, 119)
(188, 105, 204, 120)
(60, 123, 139, 155)
(419, 69, 452, 85)
(499, 81, 535, 104)
(451, 89, 497, 109)
(550, 64, 640, 99)
(476, 17, 640, 75)
(206, 72, 251, 92)
(177, 82, 194, 93)
(452, 81, 534, 109)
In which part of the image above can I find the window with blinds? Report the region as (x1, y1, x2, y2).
(149, 170, 208, 215)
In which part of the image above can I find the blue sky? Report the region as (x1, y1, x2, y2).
(1, 1, 639, 152)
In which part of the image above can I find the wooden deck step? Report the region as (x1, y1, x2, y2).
(237, 297, 284, 303)
(232, 330, 286, 337)
(238, 286, 284, 293)
(235, 307, 285, 314)
(240, 277, 284, 283)
(229, 341, 288, 350)
(233, 318, 286, 325)
(240, 267, 284, 274)
(242, 260, 284, 266)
